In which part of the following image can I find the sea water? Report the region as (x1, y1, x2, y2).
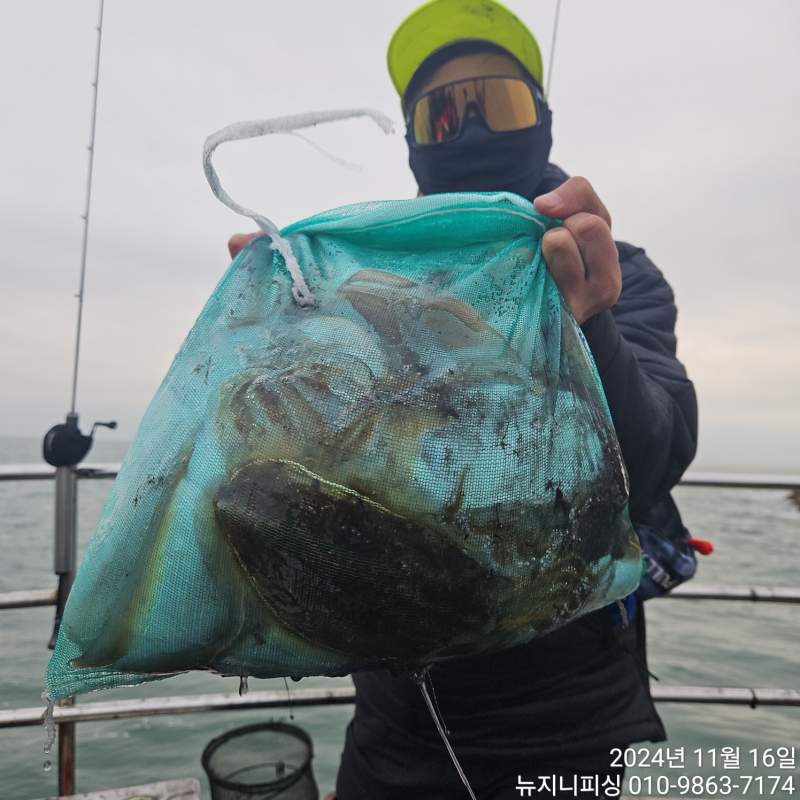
(0, 436, 798, 799)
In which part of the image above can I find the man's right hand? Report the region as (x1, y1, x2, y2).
(228, 231, 265, 259)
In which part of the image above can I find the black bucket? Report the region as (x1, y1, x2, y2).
(202, 722, 319, 800)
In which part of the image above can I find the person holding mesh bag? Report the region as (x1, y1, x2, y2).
(229, 2, 698, 797)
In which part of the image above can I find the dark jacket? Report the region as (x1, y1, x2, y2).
(337, 165, 698, 797)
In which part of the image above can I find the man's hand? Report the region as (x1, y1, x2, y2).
(533, 177, 621, 325)
(228, 231, 265, 260)
(228, 179, 620, 324)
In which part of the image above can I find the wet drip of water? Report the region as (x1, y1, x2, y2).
(41, 691, 56, 755)
(238, 676, 249, 697)
(413, 670, 476, 800)
(283, 676, 295, 719)
(43, 760, 52, 772)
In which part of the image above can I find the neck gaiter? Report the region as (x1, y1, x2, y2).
(407, 102, 553, 202)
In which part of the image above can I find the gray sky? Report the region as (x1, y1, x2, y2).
(1, 1, 798, 470)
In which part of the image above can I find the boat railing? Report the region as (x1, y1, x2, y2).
(1, 463, 798, 795)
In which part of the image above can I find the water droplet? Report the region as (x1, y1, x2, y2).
(43, 760, 52, 772)
(238, 676, 249, 697)
(283, 677, 294, 719)
(41, 692, 56, 755)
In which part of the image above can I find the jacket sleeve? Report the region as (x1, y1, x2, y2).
(579, 242, 698, 522)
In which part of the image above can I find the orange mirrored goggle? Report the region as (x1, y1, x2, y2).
(409, 76, 541, 146)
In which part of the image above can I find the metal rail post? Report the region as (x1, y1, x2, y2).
(53, 466, 78, 796)
(54, 467, 78, 590)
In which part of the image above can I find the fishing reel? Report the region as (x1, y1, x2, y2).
(43, 412, 117, 468)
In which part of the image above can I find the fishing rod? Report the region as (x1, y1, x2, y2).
(71, 0, 104, 418)
(43, 0, 116, 472)
(42, 0, 116, 657)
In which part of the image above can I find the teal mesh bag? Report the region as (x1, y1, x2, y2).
(46, 110, 641, 700)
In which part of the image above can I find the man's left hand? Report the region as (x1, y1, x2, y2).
(534, 177, 621, 325)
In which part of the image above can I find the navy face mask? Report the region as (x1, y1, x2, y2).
(406, 101, 553, 202)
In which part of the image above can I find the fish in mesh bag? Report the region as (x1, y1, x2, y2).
(45, 110, 642, 702)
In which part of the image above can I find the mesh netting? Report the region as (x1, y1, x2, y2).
(202, 722, 318, 800)
(46, 190, 641, 700)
